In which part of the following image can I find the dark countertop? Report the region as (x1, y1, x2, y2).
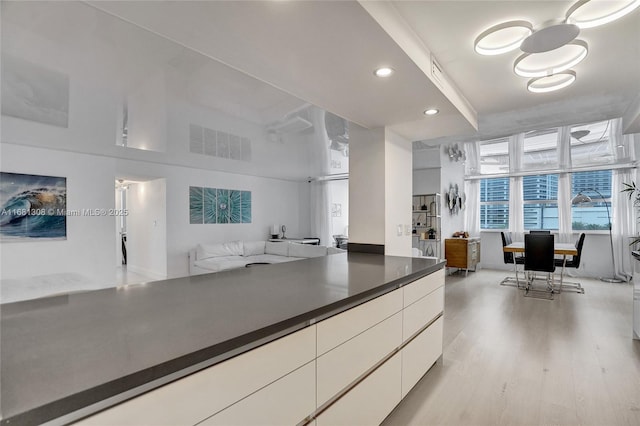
(0, 253, 445, 425)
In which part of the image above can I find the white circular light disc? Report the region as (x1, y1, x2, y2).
(566, 0, 640, 29)
(474, 20, 533, 55)
(514, 40, 588, 77)
(520, 22, 580, 53)
(424, 109, 439, 116)
(527, 71, 576, 93)
(374, 67, 394, 77)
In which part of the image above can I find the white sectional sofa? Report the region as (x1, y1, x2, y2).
(189, 240, 345, 275)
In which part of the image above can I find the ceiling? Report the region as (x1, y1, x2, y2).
(83, 1, 640, 144)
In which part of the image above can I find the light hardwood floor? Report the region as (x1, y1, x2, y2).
(384, 269, 640, 426)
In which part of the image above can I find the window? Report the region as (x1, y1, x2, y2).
(523, 128, 558, 170)
(480, 177, 509, 229)
(571, 170, 612, 230)
(570, 120, 613, 167)
(479, 138, 509, 175)
(523, 174, 558, 230)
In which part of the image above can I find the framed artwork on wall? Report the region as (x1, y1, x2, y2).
(0, 172, 67, 241)
(189, 186, 251, 224)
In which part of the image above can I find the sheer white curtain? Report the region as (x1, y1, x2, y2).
(509, 133, 524, 240)
(610, 118, 636, 281)
(557, 126, 573, 243)
(464, 142, 480, 236)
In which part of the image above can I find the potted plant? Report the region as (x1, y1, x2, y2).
(427, 228, 436, 239)
(623, 181, 640, 248)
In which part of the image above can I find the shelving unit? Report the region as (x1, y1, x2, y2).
(412, 193, 441, 258)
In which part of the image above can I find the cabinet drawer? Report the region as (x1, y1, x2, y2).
(201, 362, 315, 426)
(317, 312, 402, 405)
(76, 326, 316, 426)
(317, 288, 402, 355)
(401, 316, 443, 398)
(316, 352, 401, 426)
(403, 286, 444, 341)
(403, 269, 444, 307)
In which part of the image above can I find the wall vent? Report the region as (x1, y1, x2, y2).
(189, 124, 251, 162)
(431, 55, 444, 89)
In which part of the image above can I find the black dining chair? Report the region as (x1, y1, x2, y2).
(500, 231, 525, 288)
(529, 230, 551, 234)
(554, 233, 586, 294)
(524, 233, 556, 299)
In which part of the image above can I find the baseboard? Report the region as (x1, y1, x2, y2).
(347, 243, 385, 254)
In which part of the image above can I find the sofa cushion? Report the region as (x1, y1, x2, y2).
(265, 241, 289, 256)
(197, 241, 244, 260)
(243, 241, 266, 257)
(194, 256, 248, 272)
(289, 243, 328, 258)
(327, 247, 347, 255)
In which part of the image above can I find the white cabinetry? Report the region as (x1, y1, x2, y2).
(316, 353, 402, 426)
(76, 326, 316, 426)
(317, 312, 402, 404)
(76, 269, 444, 426)
(202, 362, 315, 426)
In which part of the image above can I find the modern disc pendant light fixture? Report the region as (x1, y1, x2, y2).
(473, 0, 640, 93)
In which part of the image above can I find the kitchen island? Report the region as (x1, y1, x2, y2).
(1, 252, 445, 425)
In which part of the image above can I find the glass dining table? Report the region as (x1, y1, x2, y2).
(503, 242, 578, 290)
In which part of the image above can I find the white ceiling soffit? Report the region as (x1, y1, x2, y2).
(357, 0, 478, 130)
(88, 0, 477, 142)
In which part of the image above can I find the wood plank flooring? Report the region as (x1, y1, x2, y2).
(383, 269, 640, 426)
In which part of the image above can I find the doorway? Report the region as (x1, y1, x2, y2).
(115, 177, 167, 285)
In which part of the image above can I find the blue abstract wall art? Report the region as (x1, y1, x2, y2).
(0, 172, 67, 241)
(190, 186, 251, 224)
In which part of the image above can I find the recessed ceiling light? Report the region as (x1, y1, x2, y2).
(520, 20, 580, 53)
(527, 70, 577, 93)
(374, 67, 394, 77)
(424, 109, 439, 116)
(514, 40, 588, 77)
(566, 0, 640, 29)
(474, 20, 533, 55)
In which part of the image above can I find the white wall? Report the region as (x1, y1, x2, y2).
(0, 144, 116, 284)
(440, 148, 466, 249)
(127, 179, 168, 279)
(413, 168, 440, 194)
(1, 143, 310, 286)
(349, 125, 385, 246)
(384, 130, 412, 257)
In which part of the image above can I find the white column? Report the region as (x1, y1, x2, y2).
(349, 125, 412, 256)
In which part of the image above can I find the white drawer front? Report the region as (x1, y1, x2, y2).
(316, 352, 401, 426)
(317, 288, 402, 355)
(317, 312, 402, 405)
(403, 269, 445, 307)
(401, 316, 443, 398)
(76, 326, 316, 426)
(201, 361, 315, 426)
(403, 286, 444, 341)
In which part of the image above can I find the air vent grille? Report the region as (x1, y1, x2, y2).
(190, 124, 251, 162)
